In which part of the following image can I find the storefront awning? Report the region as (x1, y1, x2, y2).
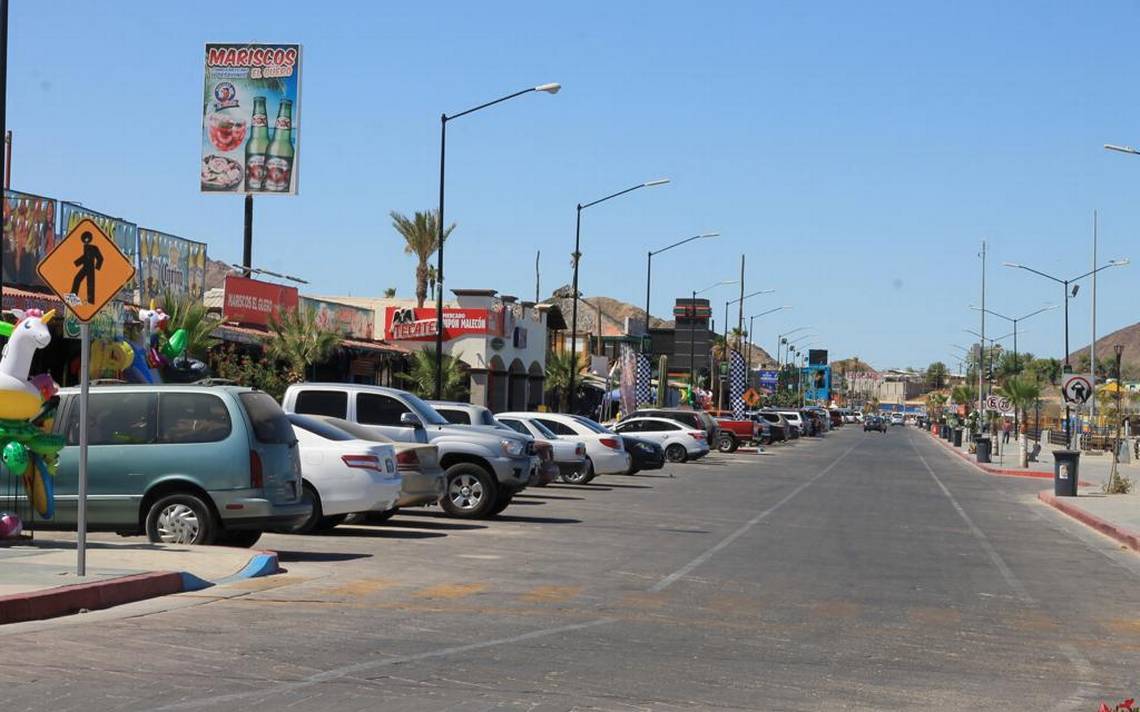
(213, 323, 409, 355)
(2, 285, 65, 312)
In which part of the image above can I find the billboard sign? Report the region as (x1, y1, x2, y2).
(803, 364, 831, 403)
(3, 190, 57, 288)
(60, 203, 138, 299)
(202, 43, 302, 195)
(384, 306, 497, 342)
(138, 228, 208, 303)
(223, 275, 298, 326)
(301, 296, 375, 340)
(757, 369, 779, 394)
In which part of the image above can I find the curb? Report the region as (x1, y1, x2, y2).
(0, 549, 279, 625)
(928, 432, 1066, 481)
(1037, 490, 1140, 553)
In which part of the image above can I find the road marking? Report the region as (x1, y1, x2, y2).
(648, 440, 862, 593)
(910, 433, 1097, 711)
(153, 617, 614, 711)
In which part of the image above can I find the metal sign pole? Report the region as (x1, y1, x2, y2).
(78, 322, 90, 576)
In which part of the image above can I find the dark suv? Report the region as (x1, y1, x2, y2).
(863, 415, 887, 433)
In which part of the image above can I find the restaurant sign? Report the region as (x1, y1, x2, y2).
(223, 275, 298, 326)
(384, 306, 496, 342)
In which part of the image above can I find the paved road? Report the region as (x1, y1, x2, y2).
(4, 426, 1139, 710)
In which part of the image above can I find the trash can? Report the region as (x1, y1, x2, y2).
(975, 437, 991, 463)
(1053, 450, 1080, 497)
(953, 428, 963, 447)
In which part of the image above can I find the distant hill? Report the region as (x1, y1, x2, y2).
(545, 286, 776, 367)
(1069, 321, 1140, 378)
(205, 257, 233, 291)
(831, 356, 877, 374)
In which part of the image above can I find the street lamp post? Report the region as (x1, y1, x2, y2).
(777, 326, 811, 370)
(435, 82, 561, 399)
(1004, 258, 1130, 447)
(567, 178, 670, 412)
(688, 280, 738, 390)
(969, 304, 1058, 375)
(644, 232, 718, 350)
(747, 306, 791, 377)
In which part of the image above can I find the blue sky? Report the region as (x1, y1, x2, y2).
(9, 1, 1139, 369)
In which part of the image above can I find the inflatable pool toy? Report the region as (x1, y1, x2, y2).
(0, 309, 57, 420)
(0, 511, 22, 538)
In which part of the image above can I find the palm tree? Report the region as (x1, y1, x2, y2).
(383, 287, 397, 298)
(391, 209, 456, 308)
(710, 334, 729, 362)
(545, 349, 587, 412)
(265, 306, 342, 383)
(159, 290, 220, 359)
(925, 361, 948, 390)
(728, 327, 747, 352)
(998, 376, 1041, 467)
(396, 349, 467, 400)
(951, 384, 976, 414)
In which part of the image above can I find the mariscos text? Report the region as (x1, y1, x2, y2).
(207, 46, 299, 78)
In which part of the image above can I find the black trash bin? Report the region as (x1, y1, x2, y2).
(953, 428, 963, 447)
(975, 437, 991, 463)
(1053, 450, 1080, 497)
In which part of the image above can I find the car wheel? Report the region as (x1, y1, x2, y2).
(717, 433, 738, 453)
(487, 490, 514, 516)
(145, 493, 217, 546)
(665, 444, 688, 463)
(440, 464, 498, 518)
(291, 483, 323, 534)
(214, 529, 263, 548)
(561, 458, 595, 484)
(316, 514, 348, 531)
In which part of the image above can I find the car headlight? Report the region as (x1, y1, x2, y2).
(500, 439, 525, 457)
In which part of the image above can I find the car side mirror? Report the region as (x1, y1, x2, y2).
(400, 412, 423, 428)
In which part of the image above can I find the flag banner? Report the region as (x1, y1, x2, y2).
(635, 352, 654, 406)
(730, 350, 747, 419)
(620, 344, 638, 416)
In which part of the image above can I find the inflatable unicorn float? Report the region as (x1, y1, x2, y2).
(0, 308, 65, 538)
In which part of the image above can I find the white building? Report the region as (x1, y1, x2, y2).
(310, 289, 549, 411)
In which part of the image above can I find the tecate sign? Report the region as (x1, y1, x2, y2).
(385, 307, 498, 342)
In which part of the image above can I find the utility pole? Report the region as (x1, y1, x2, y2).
(535, 250, 540, 303)
(978, 240, 986, 432)
(1090, 211, 1097, 427)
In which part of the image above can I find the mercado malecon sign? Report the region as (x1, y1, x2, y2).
(384, 307, 501, 342)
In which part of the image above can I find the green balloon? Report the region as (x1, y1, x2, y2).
(163, 329, 189, 358)
(3, 441, 29, 473)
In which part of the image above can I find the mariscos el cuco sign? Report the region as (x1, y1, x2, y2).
(384, 307, 500, 342)
(223, 275, 298, 326)
(201, 43, 302, 195)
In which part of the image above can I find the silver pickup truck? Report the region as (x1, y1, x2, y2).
(281, 384, 537, 518)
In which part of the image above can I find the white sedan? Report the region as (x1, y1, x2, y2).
(612, 417, 710, 463)
(288, 414, 402, 533)
(498, 412, 631, 483)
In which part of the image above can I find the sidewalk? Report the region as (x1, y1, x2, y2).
(927, 430, 1140, 553)
(0, 533, 279, 624)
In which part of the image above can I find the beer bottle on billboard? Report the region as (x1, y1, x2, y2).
(244, 96, 270, 192)
(265, 99, 295, 192)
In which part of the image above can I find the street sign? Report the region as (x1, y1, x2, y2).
(742, 387, 761, 407)
(984, 394, 1012, 412)
(1062, 374, 1093, 405)
(37, 218, 136, 322)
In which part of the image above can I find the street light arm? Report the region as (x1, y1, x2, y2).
(1005, 263, 1066, 285)
(695, 279, 738, 295)
(649, 232, 718, 256)
(1017, 304, 1059, 321)
(750, 305, 791, 319)
(446, 84, 558, 121)
(969, 305, 1013, 322)
(581, 178, 670, 210)
(730, 288, 775, 305)
(1068, 259, 1130, 283)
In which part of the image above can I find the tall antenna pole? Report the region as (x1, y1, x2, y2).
(978, 240, 985, 422)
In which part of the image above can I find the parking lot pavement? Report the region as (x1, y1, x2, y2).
(4, 427, 1140, 710)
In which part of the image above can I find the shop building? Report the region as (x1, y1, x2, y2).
(311, 289, 550, 412)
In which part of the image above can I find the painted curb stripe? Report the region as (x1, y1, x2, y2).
(1037, 490, 1140, 553)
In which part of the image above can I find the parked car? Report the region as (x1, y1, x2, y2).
(751, 411, 788, 442)
(496, 414, 588, 484)
(34, 384, 310, 547)
(864, 415, 887, 433)
(772, 410, 807, 438)
(310, 415, 445, 520)
(499, 412, 631, 483)
(427, 401, 557, 486)
(286, 414, 401, 533)
(828, 410, 844, 428)
(621, 435, 666, 474)
(712, 415, 761, 452)
(612, 417, 710, 462)
(282, 384, 536, 518)
(890, 413, 905, 426)
(628, 407, 719, 442)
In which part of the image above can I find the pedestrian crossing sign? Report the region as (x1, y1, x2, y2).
(37, 219, 136, 323)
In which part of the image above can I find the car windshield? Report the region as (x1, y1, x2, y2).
(571, 416, 613, 434)
(288, 413, 354, 442)
(402, 392, 450, 426)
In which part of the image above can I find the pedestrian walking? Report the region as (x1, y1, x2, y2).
(1001, 418, 1011, 444)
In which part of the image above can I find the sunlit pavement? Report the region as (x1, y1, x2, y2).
(3, 427, 1139, 711)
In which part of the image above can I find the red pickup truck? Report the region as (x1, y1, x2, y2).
(712, 413, 760, 453)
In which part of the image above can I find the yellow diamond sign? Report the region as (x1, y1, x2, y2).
(37, 218, 136, 322)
